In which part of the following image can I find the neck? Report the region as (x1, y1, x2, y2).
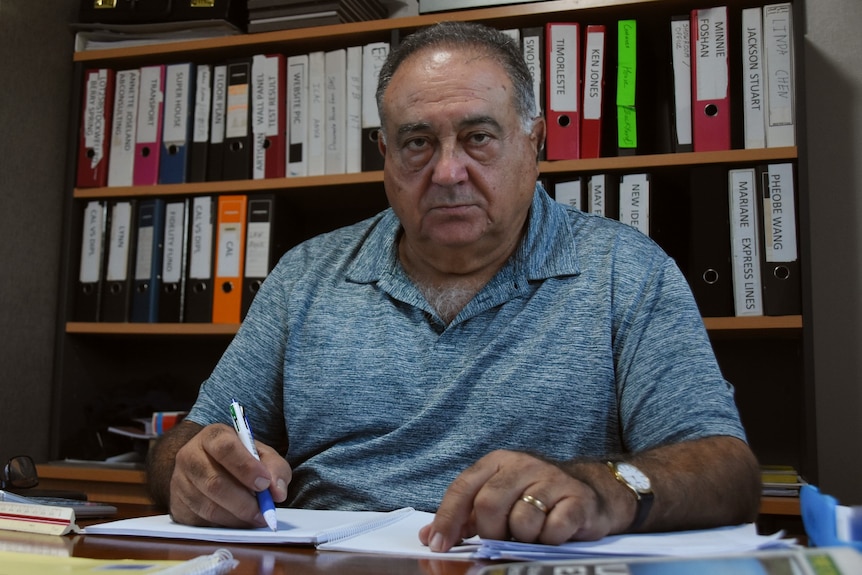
(398, 232, 521, 324)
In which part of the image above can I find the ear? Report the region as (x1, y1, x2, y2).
(531, 117, 547, 161)
(376, 129, 387, 157)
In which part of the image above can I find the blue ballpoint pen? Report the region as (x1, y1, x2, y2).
(229, 400, 278, 531)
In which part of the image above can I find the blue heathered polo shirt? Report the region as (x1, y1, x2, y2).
(186, 185, 746, 512)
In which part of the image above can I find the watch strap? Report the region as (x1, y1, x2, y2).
(607, 461, 654, 532)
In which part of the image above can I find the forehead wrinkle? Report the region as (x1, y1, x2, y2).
(397, 115, 503, 136)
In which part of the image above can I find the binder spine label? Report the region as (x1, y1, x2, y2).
(189, 197, 214, 280)
(134, 217, 155, 281)
(694, 7, 729, 100)
(211, 65, 227, 145)
(729, 169, 764, 315)
(226, 68, 249, 139)
(554, 179, 582, 211)
(163, 64, 191, 145)
(361, 43, 388, 128)
(619, 173, 649, 236)
(522, 32, 542, 115)
(670, 18, 693, 147)
(548, 26, 578, 113)
(742, 8, 765, 148)
(193, 65, 212, 144)
(583, 29, 605, 121)
(216, 222, 242, 277)
(265, 57, 280, 139)
(105, 202, 132, 281)
(108, 70, 140, 187)
(617, 20, 637, 149)
(79, 202, 104, 283)
(763, 163, 797, 262)
(245, 222, 271, 278)
(288, 55, 308, 175)
(588, 174, 606, 216)
(137, 67, 163, 145)
(162, 202, 186, 284)
(764, 4, 794, 127)
(83, 70, 110, 168)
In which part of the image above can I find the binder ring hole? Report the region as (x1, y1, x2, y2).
(137, 282, 149, 293)
(141, 146, 151, 158)
(109, 284, 122, 295)
(193, 281, 209, 294)
(557, 115, 571, 128)
(702, 269, 720, 285)
(168, 144, 179, 155)
(230, 141, 244, 152)
(86, 148, 96, 159)
(82, 284, 94, 295)
(164, 284, 178, 294)
(704, 103, 719, 118)
(250, 280, 263, 294)
(774, 265, 791, 281)
(263, 138, 272, 150)
(368, 129, 381, 144)
(221, 281, 234, 294)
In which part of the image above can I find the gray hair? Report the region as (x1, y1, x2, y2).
(375, 21, 538, 142)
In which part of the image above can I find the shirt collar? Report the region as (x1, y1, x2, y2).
(346, 183, 580, 284)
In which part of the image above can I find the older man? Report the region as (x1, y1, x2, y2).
(147, 21, 760, 553)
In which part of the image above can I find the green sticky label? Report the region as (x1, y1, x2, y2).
(617, 19, 637, 149)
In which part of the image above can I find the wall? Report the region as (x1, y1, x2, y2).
(0, 3, 75, 466)
(805, 0, 862, 503)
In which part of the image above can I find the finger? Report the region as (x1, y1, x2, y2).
(423, 457, 501, 552)
(257, 442, 292, 503)
(508, 492, 552, 543)
(471, 472, 526, 541)
(540, 491, 607, 544)
(171, 441, 263, 528)
(203, 424, 273, 494)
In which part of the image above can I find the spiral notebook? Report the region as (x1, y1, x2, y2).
(86, 507, 412, 545)
(84, 507, 478, 559)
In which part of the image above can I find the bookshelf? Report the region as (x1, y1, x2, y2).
(52, 0, 812, 520)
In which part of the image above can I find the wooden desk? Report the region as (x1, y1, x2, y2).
(61, 505, 487, 575)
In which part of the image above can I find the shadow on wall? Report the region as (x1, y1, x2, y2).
(803, 37, 862, 504)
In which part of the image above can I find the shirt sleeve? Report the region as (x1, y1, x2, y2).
(612, 251, 746, 453)
(185, 260, 291, 453)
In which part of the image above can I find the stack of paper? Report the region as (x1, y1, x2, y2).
(84, 507, 796, 561)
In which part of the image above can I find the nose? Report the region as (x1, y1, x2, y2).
(430, 140, 468, 186)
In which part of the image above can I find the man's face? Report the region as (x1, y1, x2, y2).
(379, 46, 545, 261)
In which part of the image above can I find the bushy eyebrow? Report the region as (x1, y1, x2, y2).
(396, 115, 504, 138)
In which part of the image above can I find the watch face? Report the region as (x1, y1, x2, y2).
(617, 462, 652, 492)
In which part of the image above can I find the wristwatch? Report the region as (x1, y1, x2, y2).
(607, 461, 654, 531)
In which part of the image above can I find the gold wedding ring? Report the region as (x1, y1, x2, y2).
(520, 494, 549, 514)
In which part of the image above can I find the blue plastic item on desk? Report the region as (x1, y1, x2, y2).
(800, 484, 862, 551)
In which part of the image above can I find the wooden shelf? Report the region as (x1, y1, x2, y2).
(67, 316, 801, 336)
(66, 322, 240, 336)
(702, 315, 802, 334)
(760, 496, 801, 516)
(36, 462, 151, 505)
(72, 0, 686, 64)
(72, 148, 797, 200)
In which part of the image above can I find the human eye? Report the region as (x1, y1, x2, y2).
(396, 134, 435, 169)
(403, 135, 430, 152)
(466, 130, 494, 146)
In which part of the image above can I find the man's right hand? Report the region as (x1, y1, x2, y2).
(147, 420, 291, 528)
